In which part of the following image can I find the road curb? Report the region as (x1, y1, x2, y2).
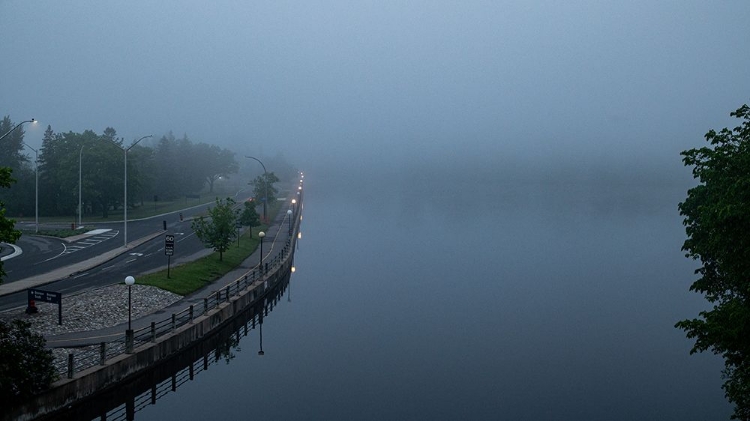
(0, 231, 166, 297)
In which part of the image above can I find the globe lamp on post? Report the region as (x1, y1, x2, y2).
(258, 231, 265, 273)
(125, 276, 135, 331)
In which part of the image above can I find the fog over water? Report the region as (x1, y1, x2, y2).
(2, 1, 749, 419)
(121, 169, 729, 420)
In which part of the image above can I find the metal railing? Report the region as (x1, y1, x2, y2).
(54, 208, 301, 380)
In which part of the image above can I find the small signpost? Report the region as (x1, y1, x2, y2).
(27, 289, 63, 325)
(165, 234, 175, 278)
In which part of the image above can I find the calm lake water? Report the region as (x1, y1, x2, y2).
(78, 166, 733, 420)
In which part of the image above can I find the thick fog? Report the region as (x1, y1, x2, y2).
(2, 1, 749, 179)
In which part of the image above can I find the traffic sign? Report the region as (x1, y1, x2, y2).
(165, 234, 175, 256)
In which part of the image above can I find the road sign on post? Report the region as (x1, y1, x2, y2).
(165, 235, 175, 256)
(27, 289, 63, 325)
(165, 234, 175, 278)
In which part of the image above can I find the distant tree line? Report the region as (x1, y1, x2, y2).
(0, 118, 239, 219)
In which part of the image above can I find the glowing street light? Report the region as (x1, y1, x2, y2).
(0, 118, 36, 141)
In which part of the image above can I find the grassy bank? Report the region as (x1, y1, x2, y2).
(136, 197, 285, 296)
(137, 227, 263, 295)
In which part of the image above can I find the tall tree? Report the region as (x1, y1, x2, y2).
(250, 172, 279, 204)
(0, 167, 22, 283)
(195, 143, 238, 193)
(0, 116, 28, 170)
(0, 117, 34, 216)
(191, 197, 238, 261)
(676, 102, 750, 420)
(238, 200, 260, 238)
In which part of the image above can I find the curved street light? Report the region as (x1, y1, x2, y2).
(124, 135, 152, 246)
(0, 118, 36, 141)
(106, 135, 152, 247)
(78, 145, 88, 229)
(245, 156, 268, 222)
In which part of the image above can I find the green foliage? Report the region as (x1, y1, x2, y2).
(0, 117, 35, 216)
(250, 172, 279, 204)
(677, 103, 750, 420)
(191, 197, 238, 261)
(0, 319, 57, 406)
(0, 167, 22, 283)
(137, 226, 262, 295)
(238, 200, 260, 234)
(3, 125, 238, 219)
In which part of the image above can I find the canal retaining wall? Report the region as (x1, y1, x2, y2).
(5, 202, 301, 421)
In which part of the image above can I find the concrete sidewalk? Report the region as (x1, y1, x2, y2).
(44, 201, 294, 348)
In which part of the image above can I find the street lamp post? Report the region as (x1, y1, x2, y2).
(0, 118, 35, 141)
(124, 275, 135, 353)
(291, 199, 296, 219)
(125, 275, 135, 331)
(258, 231, 265, 273)
(78, 145, 86, 229)
(122, 135, 152, 247)
(21, 143, 39, 233)
(245, 156, 268, 222)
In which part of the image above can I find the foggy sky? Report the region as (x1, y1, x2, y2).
(2, 1, 749, 174)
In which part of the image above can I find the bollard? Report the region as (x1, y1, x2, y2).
(189, 305, 194, 323)
(171, 313, 176, 332)
(204, 298, 208, 314)
(67, 353, 74, 379)
(151, 322, 156, 343)
(126, 329, 134, 353)
(100, 342, 106, 365)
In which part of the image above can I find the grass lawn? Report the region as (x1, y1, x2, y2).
(137, 227, 263, 295)
(136, 197, 286, 296)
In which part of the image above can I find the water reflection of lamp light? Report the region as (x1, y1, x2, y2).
(257, 315, 264, 356)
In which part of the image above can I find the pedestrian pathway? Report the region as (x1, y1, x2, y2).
(44, 198, 296, 348)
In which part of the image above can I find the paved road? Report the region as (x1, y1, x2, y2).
(45, 193, 299, 347)
(0, 189, 255, 309)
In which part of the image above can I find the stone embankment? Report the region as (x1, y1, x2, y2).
(0, 284, 181, 336)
